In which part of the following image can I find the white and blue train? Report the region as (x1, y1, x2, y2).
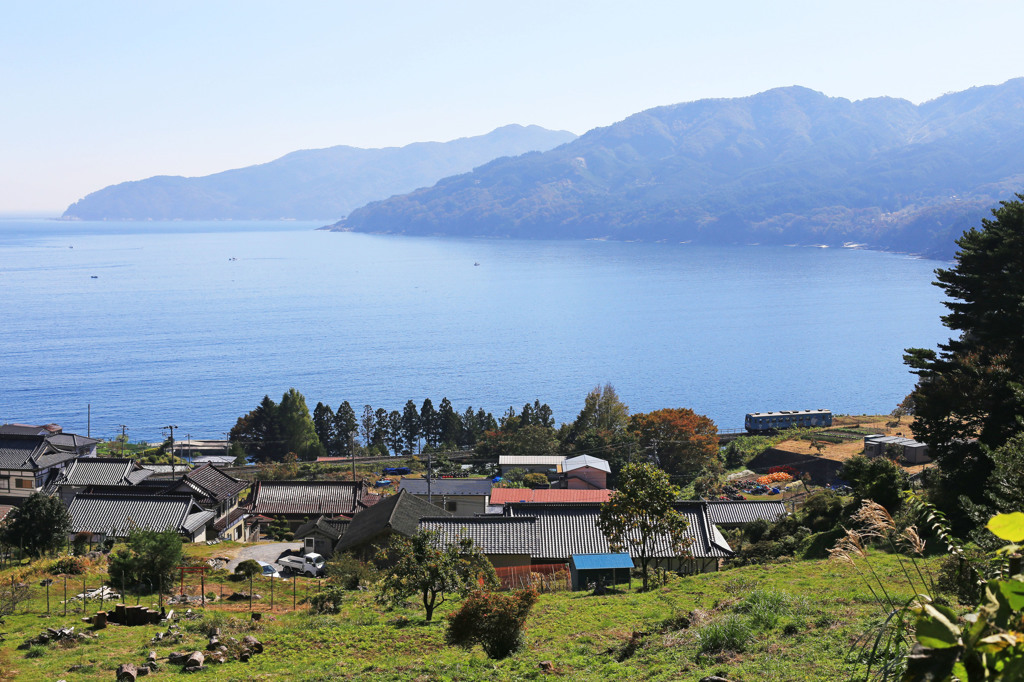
(744, 409, 832, 433)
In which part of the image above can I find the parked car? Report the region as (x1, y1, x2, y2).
(256, 561, 282, 579)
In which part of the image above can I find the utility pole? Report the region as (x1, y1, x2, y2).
(222, 432, 231, 461)
(118, 425, 128, 457)
(186, 433, 191, 464)
(87, 403, 91, 438)
(427, 450, 432, 504)
(163, 425, 178, 474)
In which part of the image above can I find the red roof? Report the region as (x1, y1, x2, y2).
(489, 488, 613, 505)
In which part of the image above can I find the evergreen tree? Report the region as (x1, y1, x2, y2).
(360, 405, 376, 447)
(387, 410, 404, 455)
(438, 397, 461, 446)
(372, 407, 390, 449)
(905, 195, 1024, 508)
(312, 402, 336, 456)
(1, 492, 70, 557)
(279, 388, 321, 460)
(420, 398, 439, 449)
(402, 400, 421, 453)
(333, 401, 358, 457)
(230, 394, 282, 462)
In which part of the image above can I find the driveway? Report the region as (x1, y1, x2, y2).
(226, 542, 301, 573)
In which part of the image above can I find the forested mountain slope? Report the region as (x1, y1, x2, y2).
(334, 80, 1024, 258)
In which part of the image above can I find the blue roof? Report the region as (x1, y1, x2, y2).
(570, 553, 633, 570)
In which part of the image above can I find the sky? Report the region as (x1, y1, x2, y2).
(3, 1, 1024, 214)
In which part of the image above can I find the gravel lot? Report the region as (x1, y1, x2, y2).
(225, 542, 301, 572)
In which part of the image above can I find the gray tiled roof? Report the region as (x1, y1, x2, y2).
(398, 478, 492, 497)
(336, 490, 449, 552)
(503, 502, 733, 561)
(54, 458, 152, 486)
(251, 481, 368, 516)
(67, 493, 215, 537)
(182, 464, 249, 502)
(704, 500, 788, 526)
(294, 515, 350, 542)
(419, 516, 537, 555)
(0, 436, 49, 469)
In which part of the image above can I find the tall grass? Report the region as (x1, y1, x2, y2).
(696, 615, 752, 654)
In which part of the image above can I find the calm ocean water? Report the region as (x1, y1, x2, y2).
(0, 219, 949, 443)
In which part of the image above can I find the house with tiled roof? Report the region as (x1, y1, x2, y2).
(164, 464, 251, 540)
(294, 515, 351, 556)
(67, 492, 215, 542)
(703, 500, 788, 528)
(421, 501, 732, 576)
(419, 515, 537, 571)
(0, 426, 99, 505)
(48, 457, 154, 504)
(250, 480, 375, 530)
(398, 477, 491, 516)
(335, 490, 449, 561)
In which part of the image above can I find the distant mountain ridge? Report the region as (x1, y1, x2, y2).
(332, 79, 1024, 258)
(62, 125, 577, 221)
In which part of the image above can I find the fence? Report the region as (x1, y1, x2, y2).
(493, 563, 570, 591)
(0, 571, 329, 621)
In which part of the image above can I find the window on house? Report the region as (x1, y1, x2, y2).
(15, 478, 34, 489)
(445, 501, 457, 512)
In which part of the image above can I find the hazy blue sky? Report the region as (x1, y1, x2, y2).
(3, 1, 1023, 213)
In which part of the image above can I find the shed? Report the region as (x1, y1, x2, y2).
(570, 553, 633, 591)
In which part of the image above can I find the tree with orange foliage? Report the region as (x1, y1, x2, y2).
(629, 408, 720, 484)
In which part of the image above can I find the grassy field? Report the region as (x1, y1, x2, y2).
(0, 547, 944, 681)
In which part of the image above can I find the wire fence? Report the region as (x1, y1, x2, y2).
(0, 571, 329, 622)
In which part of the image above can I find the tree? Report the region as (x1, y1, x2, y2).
(438, 397, 461, 447)
(312, 402, 335, 455)
(476, 424, 559, 460)
(278, 388, 322, 460)
(375, 530, 497, 621)
(905, 195, 1024, 505)
(597, 462, 692, 591)
(333, 401, 358, 457)
(420, 398, 439, 449)
(629, 408, 720, 484)
(360, 404, 375, 447)
(108, 527, 183, 590)
(1, 492, 70, 557)
(230, 394, 282, 462)
(386, 410, 404, 455)
(986, 432, 1024, 514)
(372, 407, 389, 449)
(402, 400, 421, 453)
(568, 384, 629, 440)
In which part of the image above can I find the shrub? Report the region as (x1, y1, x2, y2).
(47, 554, 86, 576)
(696, 615, 752, 654)
(446, 588, 539, 659)
(107, 527, 183, 589)
(304, 585, 345, 615)
(326, 554, 378, 590)
(72, 532, 91, 556)
(234, 559, 262, 579)
(522, 473, 548, 488)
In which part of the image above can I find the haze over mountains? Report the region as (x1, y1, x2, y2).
(62, 125, 577, 221)
(333, 79, 1024, 258)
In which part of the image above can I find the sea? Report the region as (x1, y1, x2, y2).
(0, 219, 950, 444)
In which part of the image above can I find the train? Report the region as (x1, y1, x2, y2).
(744, 409, 832, 433)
